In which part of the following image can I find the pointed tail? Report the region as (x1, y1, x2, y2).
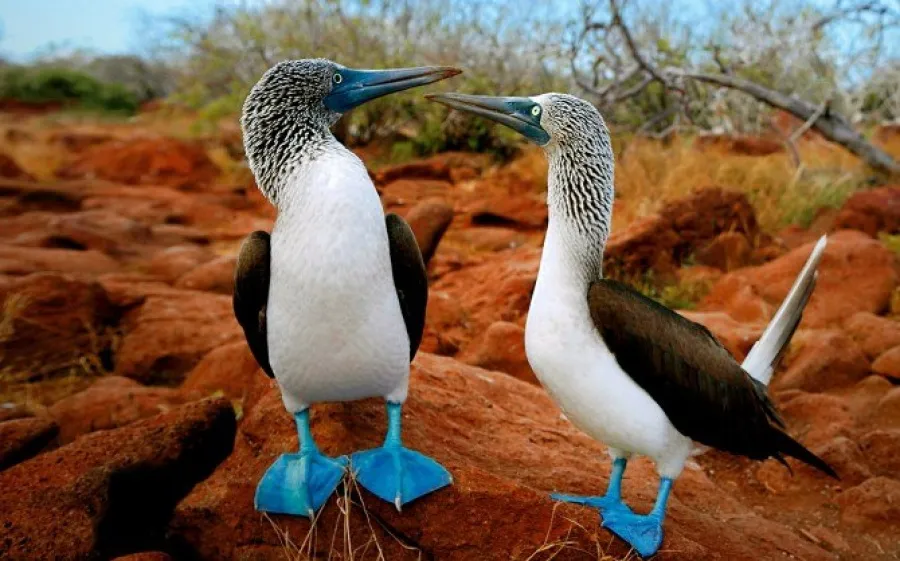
(742, 235, 827, 386)
(773, 429, 839, 479)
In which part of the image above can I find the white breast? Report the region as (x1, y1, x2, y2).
(266, 145, 410, 412)
(524, 222, 693, 477)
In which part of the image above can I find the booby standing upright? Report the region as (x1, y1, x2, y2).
(427, 92, 836, 557)
(235, 59, 460, 517)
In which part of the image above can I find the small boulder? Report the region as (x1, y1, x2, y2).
(836, 477, 900, 528)
(833, 185, 900, 237)
(871, 345, 900, 381)
(0, 417, 58, 471)
(0, 245, 119, 276)
(0, 152, 34, 181)
(859, 430, 900, 477)
(174, 255, 236, 294)
(875, 387, 900, 426)
(844, 312, 900, 360)
(0, 398, 236, 560)
(701, 231, 898, 328)
(694, 231, 752, 271)
(48, 377, 196, 443)
(0, 273, 118, 382)
(114, 291, 243, 385)
(403, 198, 454, 265)
(773, 330, 870, 393)
(146, 245, 216, 284)
(56, 137, 220, 190)
(461, 321, 536, 384)
(181, 341, 263, 401)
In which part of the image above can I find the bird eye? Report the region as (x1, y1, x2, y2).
(333, 73, 343, 84)
(531, 106, 541, 117)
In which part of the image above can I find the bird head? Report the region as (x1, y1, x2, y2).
(425, 92, 608, 152)
(241, 59, 460, 197)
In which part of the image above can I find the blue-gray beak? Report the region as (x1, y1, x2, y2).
(324, 66, 461, 113)
(425, 93, 550, 145)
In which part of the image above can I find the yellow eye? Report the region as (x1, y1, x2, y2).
(531, 106, 541, 117)
(333, 73, 343, 84)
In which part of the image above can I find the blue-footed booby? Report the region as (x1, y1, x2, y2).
(235, 59, 460, 517)
(427, 92, 836, 557)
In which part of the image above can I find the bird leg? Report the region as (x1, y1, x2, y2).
(601, 477, 673, 558)
(254, 409, 349, 517)
(351, 401, 452, 510)
(551, 457, 633, 515)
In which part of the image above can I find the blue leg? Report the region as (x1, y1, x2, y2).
(255, 410, 349, 517)
(351, 402, 452, 510)
(551, 457, 632, 517)
(601, 477, 673, 558)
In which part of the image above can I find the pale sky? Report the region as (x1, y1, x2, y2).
(0, 0, 216, 60)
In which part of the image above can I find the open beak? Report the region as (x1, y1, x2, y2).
(324, 66, 461, 113)
(425, 93, 550, 145)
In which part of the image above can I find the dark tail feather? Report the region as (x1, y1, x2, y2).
(773, 430, 839, 479)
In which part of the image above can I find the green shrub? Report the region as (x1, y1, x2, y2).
(0, 66, 139, 114)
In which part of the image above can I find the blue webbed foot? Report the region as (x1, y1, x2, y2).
(351, 402, 452, 509)
(255, 451, 349, 517)
(601, 511, 664, 558)
(352, 445, 452, 509)
(550, 492, 633, 518)
(254, 409, 349, 517)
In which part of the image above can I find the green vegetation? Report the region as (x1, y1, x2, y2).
(0, 66, 139, 114)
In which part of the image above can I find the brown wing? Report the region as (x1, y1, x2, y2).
(588, 279, 835, 477)
(385, 213, 428, 361)
(233, 231, 273, 378)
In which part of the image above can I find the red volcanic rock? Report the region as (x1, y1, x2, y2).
(0, 152, 33, 181)
(468, 195, 548, 229)
(836, 477, 900, 528)
(0, 179, 86, 217)
(844, 312, 900, 360)
(694, 231, 752, 271)
(174, 255, 236, 294)
(374, 152, 489, 185)
(426, 247, 539, 357)
(776, 391, 856, 448)
(454, 226, 528, 252)
(859, 430, 900, 477)
(56, 137, 220, 190)
(169, 353, 830, 561)
(0, 403, 32, 423)
(701, 231, 898, 328)
(111, 553, 173, 561)
(380, 178, 453, 211)
(833, 185, 900, 237)
(0, 417, 58, 471)
(48, 377, 196, 443)
(678, 311, 763, 362)
(874, 122, 900, 143)
(872, 345, 900, 381)
(48, 131, 113, 153)
(403, 198, 454, 265)
(0, 273, 118, 382)
(1, 210, 154, 259)
(605, 187, 761, 277)
(0, 245, 119, 276)
(875, 387, 900, 426)
(0, 398, 235, 560)
(181, 341, 263, 401)
(772, 330, 870, 392)
(114, 290, 243, 385)
(461, 320, 536, 384)
(146, 245, 215, 284)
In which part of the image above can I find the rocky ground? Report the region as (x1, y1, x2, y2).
(1, 109, 899, 560)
